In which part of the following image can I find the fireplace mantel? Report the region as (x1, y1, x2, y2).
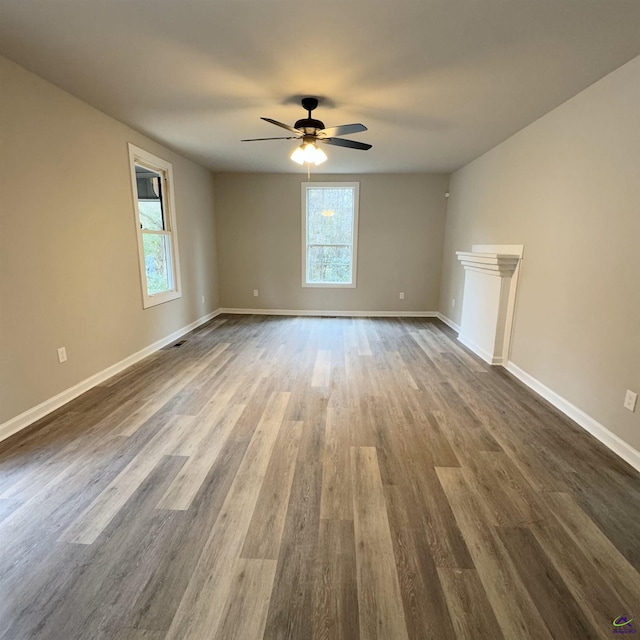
(456, 252, 520, 276)
(455, 246, 524, 365)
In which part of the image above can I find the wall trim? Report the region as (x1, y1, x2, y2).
(5, 305, 636, 474)
(436, 312, 461, 333)
(219, 308, 439, 318)
(457, 333, 504, 365)
(505, 361, 640, 473)
(435, 312, 639, 472)
(0, 308, 223, 444)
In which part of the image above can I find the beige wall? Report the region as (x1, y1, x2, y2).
(0, 56, 219, 425)
(214, 173, 448, 312)
(440, 55, 640, 451)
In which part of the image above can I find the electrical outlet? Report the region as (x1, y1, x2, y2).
(57, 347, 67, 363)
(624, 390, 637, 412)
(201, 295, 205, 304)
(253, 289, 259, 297)
(452, 298, 456, 308)
(399, 292, 405, 300)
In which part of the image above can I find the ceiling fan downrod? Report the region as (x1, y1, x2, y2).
(295, 97, 324, 133)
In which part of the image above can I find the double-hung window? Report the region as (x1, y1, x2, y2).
(302, 182, 359, 287)
(128, 144, 182, 308)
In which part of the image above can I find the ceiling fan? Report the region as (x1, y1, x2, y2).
(241, 97, 372, 165)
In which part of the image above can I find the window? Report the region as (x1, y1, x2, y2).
(302, 182, 359, 287)
(128, 144, 181, 308)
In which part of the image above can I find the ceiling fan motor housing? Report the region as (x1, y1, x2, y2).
(294, 117, 325, 134)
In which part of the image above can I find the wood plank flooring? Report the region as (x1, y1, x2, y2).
(0, 315, 639, 640)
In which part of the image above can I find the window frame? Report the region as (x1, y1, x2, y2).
(301, 181, 360, 288)
(128, 144, 182, 309)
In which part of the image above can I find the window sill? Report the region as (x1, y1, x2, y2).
(142, 290, 182, 309)
(302, 282, 356, 289)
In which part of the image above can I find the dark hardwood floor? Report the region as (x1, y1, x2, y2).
(0, 315, 638, 639)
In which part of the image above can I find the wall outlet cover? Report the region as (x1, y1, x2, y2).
(624, 390, 637, 412)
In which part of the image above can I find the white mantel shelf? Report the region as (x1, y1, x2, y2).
(456, 252, 520, 276)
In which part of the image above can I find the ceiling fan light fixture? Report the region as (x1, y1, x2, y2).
(290, 146, 305, 165)
(290, 141, 327, 166)
(313, 146, 327, 165)
(302, 142, 318, 163)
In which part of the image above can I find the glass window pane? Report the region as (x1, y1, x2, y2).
(138, 201, 164, 231)
(135, 165, 165, 230)
(307, 245, 352, 283)
(142, 233, 171, 295)
(306, 188, 353, 245)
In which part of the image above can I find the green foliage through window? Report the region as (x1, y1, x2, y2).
(142, 233, 171, 295)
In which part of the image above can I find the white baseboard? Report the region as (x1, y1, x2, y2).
(457, 333, 504, 365)
(437, 312, 638, 473)
(0, 309, 223, 444)
(505, 361, 640, 473)
(5, 306, 637, 475)
(436, 312, 461, 333)
(219, 308, 438, 318)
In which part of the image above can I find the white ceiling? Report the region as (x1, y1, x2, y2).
(2, 1, 640, 174)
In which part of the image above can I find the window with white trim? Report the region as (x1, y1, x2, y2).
(128, 144, 182, 308)
(302, 182, 359, 287)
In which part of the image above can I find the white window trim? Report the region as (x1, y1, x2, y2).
(301, 181, 359, 288)
(128, 144, 182, 308)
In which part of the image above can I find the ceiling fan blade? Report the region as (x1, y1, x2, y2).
(318, 123, 367, 137)
(241, 136, 300, 142)
(260, 117, 302, 134)
(320, 137, 372, 151)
